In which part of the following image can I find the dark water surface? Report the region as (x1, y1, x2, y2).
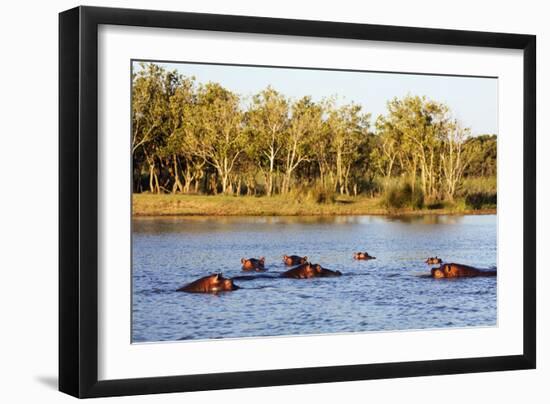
(132, 215, 497, 343)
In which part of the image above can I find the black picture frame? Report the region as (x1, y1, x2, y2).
(59, 5, 536, 398)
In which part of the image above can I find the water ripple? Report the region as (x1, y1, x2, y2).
(132, 215, 497, 343)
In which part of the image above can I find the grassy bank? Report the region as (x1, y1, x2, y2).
(133, 194, 496, 217)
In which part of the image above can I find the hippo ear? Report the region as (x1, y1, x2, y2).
(213, 273, 220, 281)
(241, 258, 245, 263)
(304, 256, 308, 261)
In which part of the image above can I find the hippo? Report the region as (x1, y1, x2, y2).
(425, 256, 443, 265)
(241, 257, 266, 271)
(353, 252, 376, 260)
(282, 255, 308, 266)
(281, 262, 313, 278)
(311, 264, 342, 278)
(176, 273, 239, 293)
(431, 263, 497, 279)
(282, 263, 342, 279)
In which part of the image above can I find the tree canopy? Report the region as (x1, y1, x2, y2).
(132, 63, 497, 202)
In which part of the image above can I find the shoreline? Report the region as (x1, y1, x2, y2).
(132, 194, 496, 217)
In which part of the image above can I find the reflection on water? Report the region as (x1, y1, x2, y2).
(132, 215, 497, 343)
(385, 215, 464, 225)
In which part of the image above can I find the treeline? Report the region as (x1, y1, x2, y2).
(132, 63, 496, 203)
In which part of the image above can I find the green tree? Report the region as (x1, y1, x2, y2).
(462, 134, 497, 177)
(131, 62, 494, 204)
(377, 96, 452, 199)
(132, 63, 180, 193)
(371, 115, 400, 180)
(326, 101, 370, 195)
(281, 97, 322, 194)
(440, 121, 471, 200)
(189, 83, 245, 194)
(245, 87, 289, 196)
(163, 77, 211, 193)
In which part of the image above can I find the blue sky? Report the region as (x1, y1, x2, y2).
(134, 61, 498, 135)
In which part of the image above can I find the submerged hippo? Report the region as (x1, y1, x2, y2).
(176, 273, 239, 293)
(311, 264, 342, 278)
(425, 256, 443, 265)
(282, 263, 342, 279)
(431, 263, 497, 279)
(353, 252, 376, 260)
(282, 255, 308, 266)
(241, 257, 266, 271)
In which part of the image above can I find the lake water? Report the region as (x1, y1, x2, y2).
(132, 215, 497, 343)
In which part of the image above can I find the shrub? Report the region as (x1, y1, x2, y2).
(382, 178, 424, 210)
(356, 176, 382, 197)
(459, 177, 497, 210)
(458, 177, 496, 196)
(307, 182, 337, 204)
(465, 192, 497, 209)
(286, 181, 337, 204)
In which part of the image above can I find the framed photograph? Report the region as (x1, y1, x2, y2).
(59, 6, 536, 398)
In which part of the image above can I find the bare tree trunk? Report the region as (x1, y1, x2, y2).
(193, 165, 204, 194)
(267, 154, 275, 196)
(336, 148, 344, 194)
(149, 164, 154, 193)
(182, 164, 194, 193)
(343, 164, 351, 195)
(194, 178, 200, 193)
(318, 161, 325, 187)
(209, 174, 218, 195)
(148, 160, 160, 194)
(172, 155, 184, 194)
(220, 172, 229, 194)
(152, 168, 160, 194)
